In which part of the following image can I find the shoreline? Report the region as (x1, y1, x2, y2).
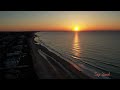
(0, 31, 91, 79)
(31, 32, 91, 79)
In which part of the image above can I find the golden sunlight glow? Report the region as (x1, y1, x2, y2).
(73, 26, 80, 31)
(72, 32, 81, 59)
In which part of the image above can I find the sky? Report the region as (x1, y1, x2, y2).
(0, 11, 120, 31)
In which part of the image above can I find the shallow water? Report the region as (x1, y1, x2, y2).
(34, 31, 120, 79)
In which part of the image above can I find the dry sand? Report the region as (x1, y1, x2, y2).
(30, 33, 90, 79)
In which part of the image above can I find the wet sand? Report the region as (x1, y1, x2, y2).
(0, 31, 90, 79)
(30, 32, 90, 79)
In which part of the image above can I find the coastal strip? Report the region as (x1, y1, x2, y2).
(30, 32, 91, 79)
(0, 31, 91, 79)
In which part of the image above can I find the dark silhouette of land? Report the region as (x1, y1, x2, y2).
(0, 31, 90, 79)
(0, 32, 38, 80)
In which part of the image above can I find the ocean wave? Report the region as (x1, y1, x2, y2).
(34, 32, 120, 79)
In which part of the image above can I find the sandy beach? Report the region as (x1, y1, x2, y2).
(0, 32, 90, 79)
(1, 11, 120, 79)
(30, 32, 90, 79)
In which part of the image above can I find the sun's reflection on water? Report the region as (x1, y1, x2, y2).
(72, 32, 81, 59)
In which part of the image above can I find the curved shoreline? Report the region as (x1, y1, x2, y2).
(30, 33, 91, 79)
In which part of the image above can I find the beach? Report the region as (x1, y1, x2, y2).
(30, 32, 90, 79)
(0, 32, 90, 79)
(0, 11, 120, 79)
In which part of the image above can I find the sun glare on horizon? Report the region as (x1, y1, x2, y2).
(73, 26, 80, 31)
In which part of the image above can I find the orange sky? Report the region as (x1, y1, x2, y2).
(0, 11, 120, 31)
(0, 24, 119, 31)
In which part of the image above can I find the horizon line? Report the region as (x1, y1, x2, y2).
(0, 30, 120, 32)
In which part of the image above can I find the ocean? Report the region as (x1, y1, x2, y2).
(34, 31, 120, 79)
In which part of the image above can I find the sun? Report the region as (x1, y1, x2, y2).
(73, 26, 80, 31)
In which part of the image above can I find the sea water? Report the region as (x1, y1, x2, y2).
(34, 31, 120, 79)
